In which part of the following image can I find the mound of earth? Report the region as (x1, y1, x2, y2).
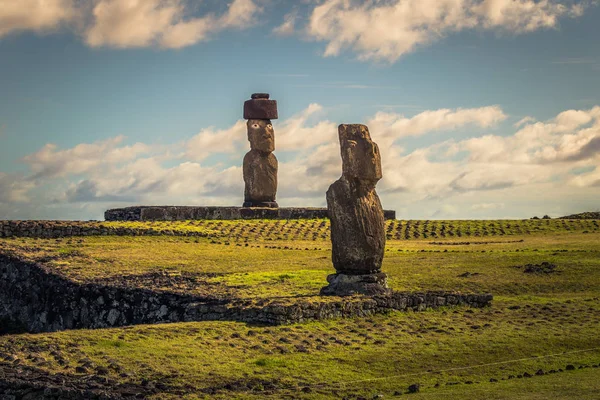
(514, 262, 558, 274)
(559, 211, 600, 219)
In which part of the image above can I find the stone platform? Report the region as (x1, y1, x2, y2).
(104, 206, 396, 221)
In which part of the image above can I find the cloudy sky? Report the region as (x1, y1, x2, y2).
(1, 0, 599, 220)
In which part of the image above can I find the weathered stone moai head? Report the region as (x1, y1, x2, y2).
(247, 119, 275, 153)
(242, 93, 279, 208)
(339, 124, 382, 185)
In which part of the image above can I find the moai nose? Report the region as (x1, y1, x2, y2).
(367, 142, 376, 156)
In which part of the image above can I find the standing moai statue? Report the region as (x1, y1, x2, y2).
(321, 124, 390, 296)
(242, 93, 279, 208)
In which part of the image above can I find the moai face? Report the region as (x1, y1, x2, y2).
(339, 124, 382, 184)
(247, 119, 275, 153)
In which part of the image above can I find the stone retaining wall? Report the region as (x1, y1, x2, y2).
(0, 220, 205, 239)
(0, 217, 389, 239)
(0, 254, 211, 333)
(104, 206, 397, 221)
(1, 255, 492, 334)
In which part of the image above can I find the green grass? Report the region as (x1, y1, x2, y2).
(1, 220, 600, 399)
(2, 230, 599, 301)
(409, 368, 600, 399)
(2, 303, 598, 399)
(98, 218, 600, 240)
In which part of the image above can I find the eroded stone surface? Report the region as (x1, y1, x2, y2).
(320, 273, 390, 296)
(243, 109, 279, 207)
(243, 120, 278, 207)
(243, 94, 278, 120)
(246, 119, 275, 153)
(323, 124, 387, 295)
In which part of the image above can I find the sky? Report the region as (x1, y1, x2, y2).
(0, 0, 599, 220)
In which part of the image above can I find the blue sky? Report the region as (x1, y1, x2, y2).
(1, 0, 599, 220)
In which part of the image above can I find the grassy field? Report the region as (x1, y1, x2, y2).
(97, 217, 600, 240)
(1, 219, 599, 399)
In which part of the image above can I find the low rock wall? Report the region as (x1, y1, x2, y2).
(1, 255, 492, 333)
(104, 206, 397, 221)
(0, 220, 205, 239)
(0, 254, 213, 333)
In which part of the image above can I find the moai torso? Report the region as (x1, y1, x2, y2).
(327, 177, 385, 274)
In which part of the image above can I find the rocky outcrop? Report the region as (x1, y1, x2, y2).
(0, 254, 492, 334)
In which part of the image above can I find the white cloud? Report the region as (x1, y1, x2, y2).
(432, 204, 459, 218)
(161, 0, 260, 49)
(473, 0, 579, 31)
(555, 109, 593, 131)
(0, 172, 33, 204)
(277, 105, 509, 204)
(156, 15, 215, 49)
(4, 0, 590, 59)
(11, 103, 511, 214)
(0, 0, 261, 49)
(22, 135, 152, 179)
(84, 0, 261, 49)
(6, 103, 600, 219)
(306, 0, 590, 62)
(278, 142, 341, 200)
(0, 0, 77, 38)
(272, 11, 297, 36)
(569, 167, 600, 187)
(185, 103, 337, 160)
(461, 106, 600, 164)
(409, 106, 599, 200)
(471, 202, 505, 210)
(219, 0, 259, 29)
(367, 106, 507, 142)
(85, 0, 180, 48)
(369, 105, 600, 216)
(276, 104, 337, 151)
(63, 155, 243, 205)
(514, 116, 536, 128)
(185, 120, 246, 161)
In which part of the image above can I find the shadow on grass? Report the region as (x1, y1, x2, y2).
(0, 318, 27, 335)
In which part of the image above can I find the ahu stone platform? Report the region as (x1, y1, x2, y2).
(105, 206, 397, 221)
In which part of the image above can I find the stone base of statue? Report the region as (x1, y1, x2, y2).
(242, 201, 279, 208)
(320, 272, 391, 296)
